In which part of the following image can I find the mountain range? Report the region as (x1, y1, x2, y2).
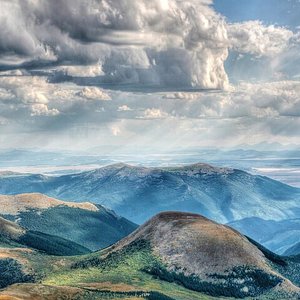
(1, 162, 299, 257)
(0, 163, 299, 225)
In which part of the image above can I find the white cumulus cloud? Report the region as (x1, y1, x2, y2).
(77, 87, 111, 101)
(228, 21, 293, 57)
(141, 108, 169, 119)
(30, 103, 59, 116)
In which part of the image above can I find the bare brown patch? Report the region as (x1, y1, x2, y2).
(0, 193, 99, 215)
(0, 284, 84, 300)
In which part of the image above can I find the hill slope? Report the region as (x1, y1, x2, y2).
(0, 163, 299, 224)
(0, 216, 90, 256)
(0, 212, 300, 299)
(0, 193, 138, 251)
(0, 217, 90, 291)
(43, 212, 300, 299)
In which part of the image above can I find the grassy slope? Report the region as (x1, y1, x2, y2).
(40, 241, 296, 300)
(43, 243, 218, 300)
(0, 241, 297, 299)
(0, 220, 298, 299)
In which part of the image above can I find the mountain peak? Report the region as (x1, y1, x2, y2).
(105, 211, 299, 297)
(112, 211, 270, 273)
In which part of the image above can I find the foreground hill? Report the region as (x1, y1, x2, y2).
(0, 193, 137, 251)
(0, 163, 299, 225)
(39, 212, 300, 299)
(0, 212, 300, 299)
(228, 217, 300, 254)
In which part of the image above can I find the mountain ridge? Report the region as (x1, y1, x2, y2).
(0, 162, 298, 225)
(0, 193, 138, 251)
(0, 216, 90, 256)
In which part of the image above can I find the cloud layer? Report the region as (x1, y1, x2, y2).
(0, 72, 299, 148)
(0, 0, 231, 89)
(0, 0, 299, 149)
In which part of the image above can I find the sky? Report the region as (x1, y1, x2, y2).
(0, 0, 299, 151)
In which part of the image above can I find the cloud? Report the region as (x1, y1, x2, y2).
(30, 103, 59, 116)
(2, 1, 298, 88)
(224, 21, 300, 82)
(163, 92, 200, 100)
(0, 75, 56, 117)
(140, 108, 169, 119)
(0, 75, 112, 119)
(60, 64, 104, 78)
(0, 73, 298, 148)
(1, 73, 299, 126)
(0, 1, 298, 149)
(76, 87, 111, 101)
(118, 105, 132, 111)
(0, 0, 230, 89)
(163, 81, 300, 119)
(110, 125, 121, 136)
(1, 0, 299, 88)
(228, 21, 293, 57)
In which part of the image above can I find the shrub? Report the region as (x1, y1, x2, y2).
(0, 258, 35, 288)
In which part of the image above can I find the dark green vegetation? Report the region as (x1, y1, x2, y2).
(67, 240, 286, 299)
(145, 262, 282, 298)
(3, 204, 137, 251)
(75, 290, 176, 300)
(0, 216, 90, 256)
(245, 236, 287, 266)
(0, 283, 179, 300)
(18, 230, 90, 256)
(273, 255, 300, 288)
(0, 258, 34, 288)
(43, 240, 217, 300)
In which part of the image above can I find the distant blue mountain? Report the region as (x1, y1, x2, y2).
(0, 163, 299, 225)
(284, 242, 300, 256)
(227, 217, 300, 255)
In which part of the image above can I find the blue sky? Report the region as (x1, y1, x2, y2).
(0, 0, 299, 151)
(214, 0, 300, 28)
